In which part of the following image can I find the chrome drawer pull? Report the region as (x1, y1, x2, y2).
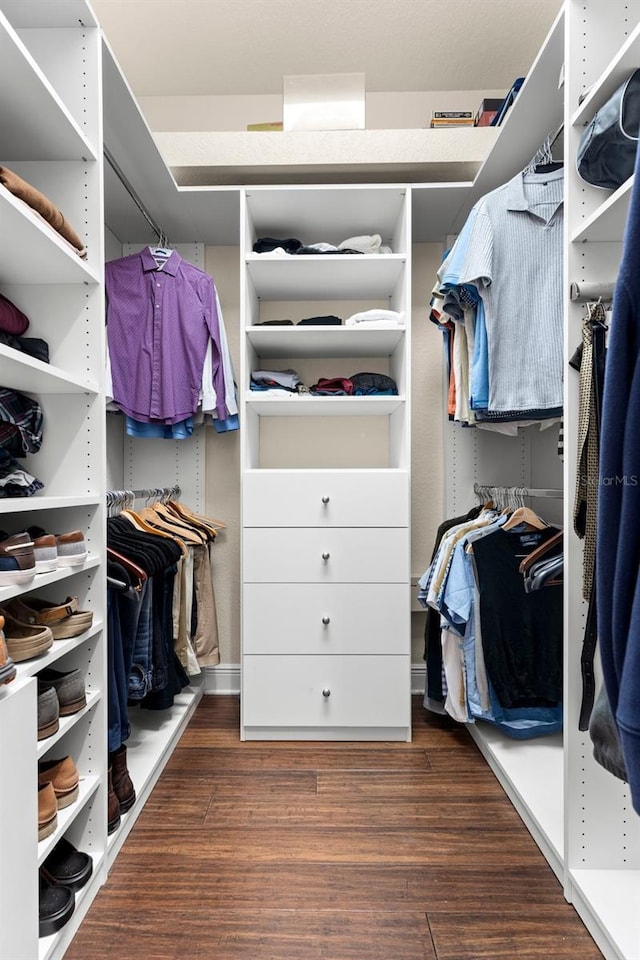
(322, 552, 330, 560)
(322, 688, 331, 698)
(321, 495, 330, 504)
(322, 616, 331, 625)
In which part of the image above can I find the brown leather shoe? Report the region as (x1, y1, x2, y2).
(109, 743, 136, 814)
(107, 766, 121, 834)
(0, 616, 16, 686)
(38, 756, 79, 809)
(0, 608, 53, 662)
(6, 595, 93, 640)
(38, 782, 58, 841)
(0, 532, 36, 586)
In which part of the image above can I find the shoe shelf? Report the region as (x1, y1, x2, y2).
(17, 621, 104, 681)
(0, 345, 100, 395)
(37, 851, 105, 960)
(37, 773, 100, 867)
(0, 556, 102, 605)
(37, 688, 102, 760)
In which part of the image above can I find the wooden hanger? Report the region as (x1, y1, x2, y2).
(137, 504, 206, 544)
(502, 506, 549, 532)
(119, 509, 189, 556)
(167, 499, 226, 534)
(106, 546, 148, 582)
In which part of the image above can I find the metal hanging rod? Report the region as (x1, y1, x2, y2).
(570, 281, 615, 303)
(103, 144, 169, 246)
(106, 486, 181, 508)
(474, 483, 562, 501)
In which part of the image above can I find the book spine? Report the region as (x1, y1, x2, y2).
(432, 111, 473, 118)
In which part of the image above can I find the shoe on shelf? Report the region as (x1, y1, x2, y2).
(0, 609, 53, 663)
(27, 531, 59, 574)
(107, 766, 121, 835)
(39, 868, 75, 938)
(6, 595, 93, 640)
(0, 616, 17, 686)
(55, 531, 87, 567)
(27, 527, 87, 569)
(38, 756, 80, 809)
(38, 667, 86, 716)
(42, 836, 93, 892)
(109, 743, 136, 814)
(0, 532, 36, 586)
(38, 782, 58, 841)
(37, 682, 60, 740)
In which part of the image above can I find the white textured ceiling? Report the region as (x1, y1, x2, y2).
(91, 0, 563, 98)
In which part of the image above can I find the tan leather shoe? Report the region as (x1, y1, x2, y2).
(38, 782, 58, 841)
(0, 616, 16, 685)
(0, 608, 53, 662)
(38, 756, 79, 809)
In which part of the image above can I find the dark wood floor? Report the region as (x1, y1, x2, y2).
(66, 696, 603, 960)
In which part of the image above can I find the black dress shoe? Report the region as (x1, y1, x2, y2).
(42, 836, 93, 892)
(39, 868, 74, 937)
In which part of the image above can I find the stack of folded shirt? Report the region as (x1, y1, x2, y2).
(250, 369, 303, 394)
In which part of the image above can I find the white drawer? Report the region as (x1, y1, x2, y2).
(243, 582, 410, 654)
(243, 527, 409, 583)
(242, 655, 410, 728)
(243, 470, 408, 527)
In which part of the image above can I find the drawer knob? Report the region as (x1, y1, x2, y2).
(322, 616, 331, 625)
(321, 495, 330, 504)
(322, 688, 331, 698)
(322, 552, 330, 561)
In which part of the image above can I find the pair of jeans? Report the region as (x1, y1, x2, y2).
(107, 589, 130, 752)
(118, 578, 153, 701)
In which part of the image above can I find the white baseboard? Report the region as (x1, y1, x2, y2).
(204, 664, 426, 696)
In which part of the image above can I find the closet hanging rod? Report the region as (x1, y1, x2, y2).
(106, 486, 181, 502)
(570, 281, 615, 303)
(473, 484, 562, 499)
(103, 144, 167, 244)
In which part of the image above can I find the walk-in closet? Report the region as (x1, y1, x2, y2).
(1, 1, 639, 958)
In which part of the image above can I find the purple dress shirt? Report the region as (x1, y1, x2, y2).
(105, 248, 228, 424)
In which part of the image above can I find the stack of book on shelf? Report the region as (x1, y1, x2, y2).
(429, 111, 474, 128)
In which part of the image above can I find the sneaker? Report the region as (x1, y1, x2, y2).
(0, 616, 17, 685)
(55, 531, 87, 567)
(29, 531, 58, 574)
(38, 667, 86, 716)
(6, 595, 93, 640)
(0, 608, 53, 662)
(0, 532, 36, 586)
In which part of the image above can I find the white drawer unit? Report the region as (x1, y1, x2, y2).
(243, 469, 409, 527)
(242, 655, 411, 735)
(242, 582, 410, 655)
(240, 185, 412, 740)
(243, 527, 409, 583)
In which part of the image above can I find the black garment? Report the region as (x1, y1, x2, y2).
(297, 315, 342, 326)
(473, 525, 563, 707)
(423, 505, 484, 701)
(0, 331, 49, 363)
(253, 237, 301, 254)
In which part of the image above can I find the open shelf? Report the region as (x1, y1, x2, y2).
(0, 345, 99, 395)
(246, 254, 406, 300)
(569, 869, 640, 960)
(571, 21, 640, 128)
(246, 326, 404, 359)
(246, 394, 404, 416)
(570, 176, 634, 243)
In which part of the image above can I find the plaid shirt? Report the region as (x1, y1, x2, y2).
(0, 387, 43, 457)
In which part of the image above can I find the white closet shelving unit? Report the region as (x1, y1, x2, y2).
(240, 185, 412, 740)
(435, 4, 640, 959)
(100, 44, 210, 866)
(0, 3, 107, 959)
(564, 3, 640, 958)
